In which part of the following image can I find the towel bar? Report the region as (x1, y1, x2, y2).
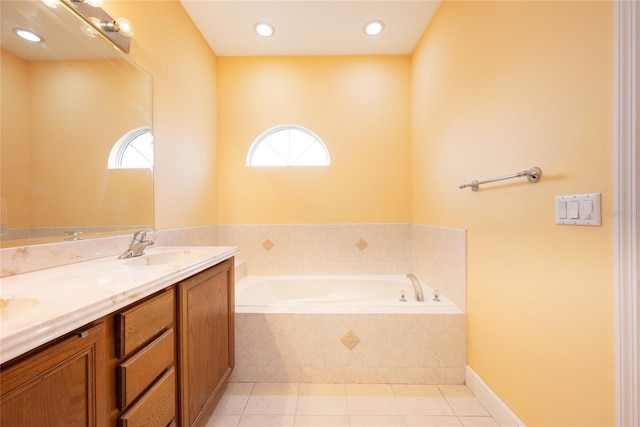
(459, 167, 542, 192)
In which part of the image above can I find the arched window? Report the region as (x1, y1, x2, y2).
(108, 127, 153, 169)
(246, 125, 330, 167)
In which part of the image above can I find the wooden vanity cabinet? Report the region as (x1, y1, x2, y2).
(0, 322, 108, 427)
(0, 256, 234, 427)
(178, 258, 234, 427)
(115, 288, 177, 427)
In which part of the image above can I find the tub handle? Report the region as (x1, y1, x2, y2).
(399, 290, 407, 302)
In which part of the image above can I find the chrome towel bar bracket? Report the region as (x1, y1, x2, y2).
(459, 166, 542, 192)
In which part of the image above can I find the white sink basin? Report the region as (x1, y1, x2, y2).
(0, 297, 40, 321)
(124, 250, 195, 267)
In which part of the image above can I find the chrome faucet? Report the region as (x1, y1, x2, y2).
(406, 273, 425, 302)
(118, 230, 154, 259)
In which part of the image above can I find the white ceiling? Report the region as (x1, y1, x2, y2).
(179, 1, 442, 57)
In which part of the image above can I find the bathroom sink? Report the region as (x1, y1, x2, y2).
(0, 297, 40, 321)
(124, 250, 195, 267)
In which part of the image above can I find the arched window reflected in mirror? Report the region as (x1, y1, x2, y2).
(108, 127, 153, 169)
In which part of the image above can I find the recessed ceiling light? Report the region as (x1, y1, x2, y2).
(254, 22, 275, 37)
(364, 20, 384, 36)
(13, 28, 44, 43)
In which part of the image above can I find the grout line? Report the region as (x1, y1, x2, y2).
(239, 382, 256, 415)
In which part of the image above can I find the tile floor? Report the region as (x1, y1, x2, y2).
(205, 383, 499, 426)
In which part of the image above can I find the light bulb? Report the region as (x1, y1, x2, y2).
(364, 20, 384, 36)
(254, 22, 275, 37)
(114, 17, 134, 37)
(13, 28, 43, 43)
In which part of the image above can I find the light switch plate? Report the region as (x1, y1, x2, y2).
(555, 193, 601, 226)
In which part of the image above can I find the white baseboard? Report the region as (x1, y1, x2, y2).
(466, 365, 526, 426)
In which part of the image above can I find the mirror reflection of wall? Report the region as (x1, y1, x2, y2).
(0, 0, 153, 247)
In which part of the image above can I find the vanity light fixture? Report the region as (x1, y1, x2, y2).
(364, 20, 384, 36)
(91, 16, 134, 37)
(13, 28, 44, 43)
(254, 22, 275, 37)
(66, 0, 134, 52)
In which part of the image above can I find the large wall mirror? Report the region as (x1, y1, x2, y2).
(1, 0, 153, 248)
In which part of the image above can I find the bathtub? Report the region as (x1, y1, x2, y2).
(232, 274, 467, 385)
(235, 274, 462, 314)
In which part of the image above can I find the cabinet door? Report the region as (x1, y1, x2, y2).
(1, 323, 107, 427)
(178, 259, 234, 427)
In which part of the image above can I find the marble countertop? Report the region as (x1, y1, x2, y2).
(0, 245, 238, 364)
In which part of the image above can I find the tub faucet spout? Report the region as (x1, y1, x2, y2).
(406, 273, 425, 302)
(118, 230, 154, 259)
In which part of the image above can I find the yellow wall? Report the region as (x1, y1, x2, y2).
(104, 0, 219, 229)
(28, 59, 151, 227)
(1, 54, 151, 228)
(216, 56, 411, 224)
(412, 1, 614, 425)
(0, 50, 31, 228)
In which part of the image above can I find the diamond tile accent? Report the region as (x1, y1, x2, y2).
(341, 331, 361, 351)
(262, 239, 274, 251)
(355, 239, 368, 251)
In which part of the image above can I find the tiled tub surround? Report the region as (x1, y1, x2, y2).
(232, 312, 467, 385)
(218, 224, 412, 276)
(219, 223, 466, 311)
(222, 224, 467, 385)
(410, 225, 467, 312)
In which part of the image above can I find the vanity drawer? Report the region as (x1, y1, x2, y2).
(117, 328, 175, 410)
(116, 289, 174, 358)
(119, 367, 176, 427)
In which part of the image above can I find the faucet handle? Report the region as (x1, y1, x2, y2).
(132, 229, 152, 242)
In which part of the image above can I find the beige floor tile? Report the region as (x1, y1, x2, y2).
(297, 383, 349, 416)
(239, 414, 296, 426)
(214, 383, 255, 415)
(350, 415, 406, 426)
(438, 385, 489, 417)
(392, 384, 455, 416)
(458, 416, 500, 426)
(404, 415, 463, 426)
(346, 384, 401, 416)
(205, 383, 498, 427)
(294, 415, 351, 426)
(244, 383, 300, 415)
(205, 414, 241, 427)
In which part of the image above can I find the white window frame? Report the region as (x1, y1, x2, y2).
(246, 124, 331, 167)
(107, 126, 153, 170)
